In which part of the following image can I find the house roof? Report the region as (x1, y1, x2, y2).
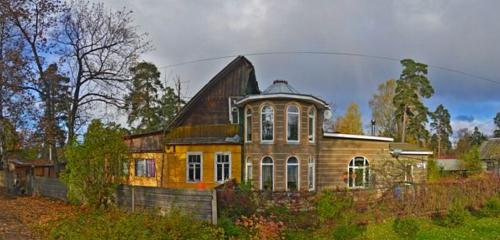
(166, 56, 255, 129)
(237, 80, 329, 108)
(262, 80, 300, 94)
(124, 56, 256, 140)
(389, 142, 433, 155)
(480, 138, 500, 160)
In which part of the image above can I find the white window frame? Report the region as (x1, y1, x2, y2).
(404, 164, 414, 183)
(286, 156, 300, 191)
(214, 152, 231, 183)
(134, 159, 155, 178)
(286, 104, 300, 143)
(308, 157, 315, 191)
(245, 108, 252, 143)
(260, 105, 274, 143)
(308, 107, 316, 143)
(260, 156, 274, 191)
(186, 152, 203, 183)
(347, 156, 370, 189)
(245, 158, 253, 182)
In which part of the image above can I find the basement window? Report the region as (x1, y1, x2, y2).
(135, 159, 155, 178)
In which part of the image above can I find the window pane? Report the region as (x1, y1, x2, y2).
(195, 164, 201, 180)
(224, 164, 230, 181)
(262, 106, 273, 141)
(262, 165, 273, 190)
(262, 157, 273, 164)
(287, 109, 299, 141)
(246, 115, 252, 141)
(348, 168, 354, 187)
(308, 109, 315, 142)
(287, 165, 298, 191)
(246, 164, 253, 180)
(217, 164, 222, 182)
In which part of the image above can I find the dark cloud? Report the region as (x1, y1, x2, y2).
(455, 115, 474, 122)
(98, 0, 500, 130)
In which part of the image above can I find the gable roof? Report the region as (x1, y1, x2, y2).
(166, 56, 256, 129)
(480, 138, 500, 160)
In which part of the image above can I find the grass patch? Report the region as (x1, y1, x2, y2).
(40, 208, 224, 240)
(364, 216, 500, 240)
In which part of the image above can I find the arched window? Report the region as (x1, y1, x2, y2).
(348, 157, 370, 188)
(261, 105, 274, 142)
(245, 158, 253, 182)
(308, 107, 316, 143)
(286, 157, 299, 191)
(308, 157, 315, 191)
(245, 108, 252, 142)
(287, 105, 299, 142)
(261, 157, 274, 190)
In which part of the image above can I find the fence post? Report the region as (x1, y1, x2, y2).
(211, 189, 217, 225)
(131, 185, 135, 212)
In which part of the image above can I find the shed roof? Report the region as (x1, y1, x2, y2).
(480, 138, 500, 160)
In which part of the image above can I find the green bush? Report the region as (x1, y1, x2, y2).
(316, 191, 353, 223)
(332, 224, 365, 240)
(481, 195, 500, 218)
(46, 209, 224, 240)
(218, 215, 247, 238)
(438, 203, 470, 227)
(392, 216, 420, 239)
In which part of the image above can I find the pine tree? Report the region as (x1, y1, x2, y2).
(494, 112, 500, 138)
(430, 104, 452, 158)
(38, 64, 70, 158)
(125, 62, 182, 133)
(470, 126, 487, 146)
(393, 59, 434, 145)
(335, 102, 363, 134)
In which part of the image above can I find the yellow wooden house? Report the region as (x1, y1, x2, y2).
(124, 56, 259, 190)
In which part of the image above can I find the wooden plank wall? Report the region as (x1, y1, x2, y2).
(33, 176, 68, 201)
(116, 185, 216, 223)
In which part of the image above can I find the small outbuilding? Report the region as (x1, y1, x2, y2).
(480, 138, 500, 174)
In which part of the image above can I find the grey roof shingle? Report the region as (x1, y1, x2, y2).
(262, 80, 300, 94)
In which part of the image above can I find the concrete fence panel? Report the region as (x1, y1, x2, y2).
(117, 185, 217, 223)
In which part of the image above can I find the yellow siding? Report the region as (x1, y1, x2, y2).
(127, 152, 164, 187)
(126, 145, 241, 190)
(164, 144, 241, 189)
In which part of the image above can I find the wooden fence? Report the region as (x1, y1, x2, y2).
(116, 185, 217, 223)
(0, 170, 5, 188)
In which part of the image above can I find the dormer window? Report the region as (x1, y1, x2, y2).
(287, 105, 299, 143)
(261, 105, 274, 142)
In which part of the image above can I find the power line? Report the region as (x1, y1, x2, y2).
(159, 51, 500, 86)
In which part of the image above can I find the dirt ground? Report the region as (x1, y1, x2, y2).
(0, 188, 75, 240)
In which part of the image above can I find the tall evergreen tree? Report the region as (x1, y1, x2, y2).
(430, 104, 452, 158)
(125, 62, 181, 133)
(470, 126, 487, 146)
(335, 102, 363, 134)
(494, 112, 500, 138)
(393, 59, 434, 145)
(369, 79, 397, 137)
(38, 64, 70, 158)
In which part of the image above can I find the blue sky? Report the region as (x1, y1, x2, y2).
(98, 0, 500, 139)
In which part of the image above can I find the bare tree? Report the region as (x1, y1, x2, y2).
(1, 0, 63, 162)
(58, 1, 150, 141)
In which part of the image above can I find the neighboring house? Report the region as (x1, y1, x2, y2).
(125, 56, 433, 191)
(480, 138, 500, 174)
(436, 156, 464, 173)
(124, 56, 259, 189)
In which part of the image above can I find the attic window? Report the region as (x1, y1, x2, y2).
(231, 107, 239, 124)
(228, 97, 239, 124)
